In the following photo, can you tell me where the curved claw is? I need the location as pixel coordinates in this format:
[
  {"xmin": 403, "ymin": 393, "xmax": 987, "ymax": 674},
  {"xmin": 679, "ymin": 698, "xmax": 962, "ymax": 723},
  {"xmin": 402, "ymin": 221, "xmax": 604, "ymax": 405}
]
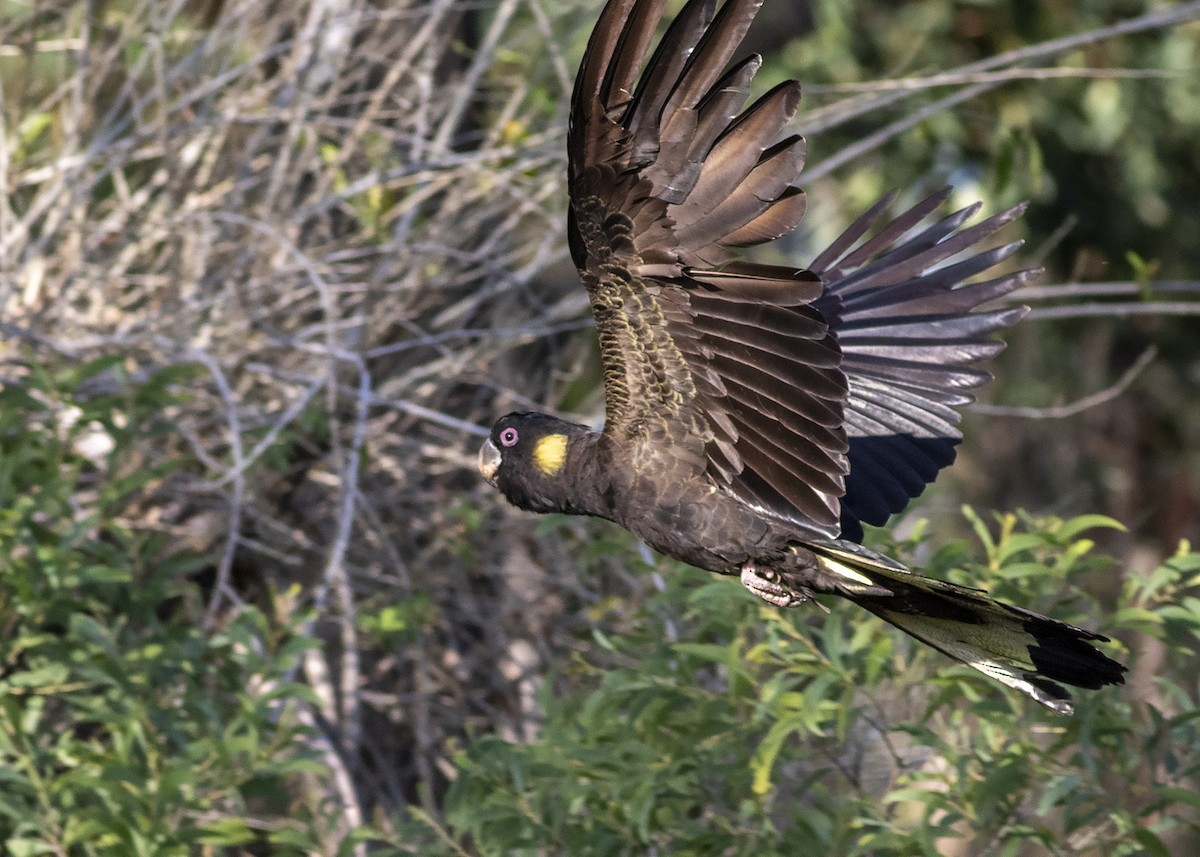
[{"xmin": 740, "ymin": 562, "xmax": 809, "ymax": 608}]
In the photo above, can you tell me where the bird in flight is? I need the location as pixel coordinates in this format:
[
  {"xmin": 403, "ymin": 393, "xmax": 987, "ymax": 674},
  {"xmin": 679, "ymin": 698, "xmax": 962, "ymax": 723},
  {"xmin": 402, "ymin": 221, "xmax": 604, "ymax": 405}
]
[{"xmin": 478, "ymin": 0, "xmax": 1125, "ymax": 713}]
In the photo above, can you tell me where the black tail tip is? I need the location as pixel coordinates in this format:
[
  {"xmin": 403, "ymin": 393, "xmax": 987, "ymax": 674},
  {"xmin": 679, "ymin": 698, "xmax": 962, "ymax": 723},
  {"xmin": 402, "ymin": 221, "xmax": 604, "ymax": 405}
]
[{"xmin": 1026, "ymin": 624, "xmax": 1128, "ymax": 692}]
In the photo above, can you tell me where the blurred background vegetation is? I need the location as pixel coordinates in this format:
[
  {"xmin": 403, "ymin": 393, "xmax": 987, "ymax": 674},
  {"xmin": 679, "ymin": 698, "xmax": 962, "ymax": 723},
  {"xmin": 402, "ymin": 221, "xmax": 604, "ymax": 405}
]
[{"xmin": 0, "ymin": 0, "xmax": 1198, "ymax": 853}]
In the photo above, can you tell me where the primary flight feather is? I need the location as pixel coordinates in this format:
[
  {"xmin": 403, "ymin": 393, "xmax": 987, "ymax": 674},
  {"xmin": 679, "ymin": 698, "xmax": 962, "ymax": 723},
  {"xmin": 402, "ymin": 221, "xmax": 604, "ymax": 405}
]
[{"xmin": 479, "ymin": 0, "xmax": 1125, "ymax": 713}]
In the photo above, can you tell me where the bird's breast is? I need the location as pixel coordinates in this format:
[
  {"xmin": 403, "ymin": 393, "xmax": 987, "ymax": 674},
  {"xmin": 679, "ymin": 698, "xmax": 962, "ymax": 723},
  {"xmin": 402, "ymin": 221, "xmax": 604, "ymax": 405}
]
[{"xmin": 615, "ymin": 474, "xmax": 782, "ymax": 575}]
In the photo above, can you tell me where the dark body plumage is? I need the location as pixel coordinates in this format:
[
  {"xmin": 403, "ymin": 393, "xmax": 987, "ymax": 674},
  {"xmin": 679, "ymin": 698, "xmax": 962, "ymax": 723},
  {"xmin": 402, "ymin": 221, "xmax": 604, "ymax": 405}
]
[{"xmin": 479, "ymin": 0, "xmax": 1125, "ymax": 713}]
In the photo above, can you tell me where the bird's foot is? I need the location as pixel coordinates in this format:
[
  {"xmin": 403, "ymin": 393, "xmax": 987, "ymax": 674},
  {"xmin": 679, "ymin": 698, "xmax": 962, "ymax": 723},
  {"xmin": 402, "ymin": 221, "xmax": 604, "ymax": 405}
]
[{"xmin": 740, "ymin": 562, "xmax": 809, "ymax": 608}]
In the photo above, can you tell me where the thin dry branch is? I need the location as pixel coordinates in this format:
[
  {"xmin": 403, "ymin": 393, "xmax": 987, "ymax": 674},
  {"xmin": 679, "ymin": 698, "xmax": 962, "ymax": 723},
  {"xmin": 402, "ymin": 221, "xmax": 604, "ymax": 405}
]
[
  {"xmin": 973, "ymin": 346, "xmax": 1159, "ymax": 419},
  {"xmin": 801, "ymin": 67, "xmax": 1176, "ymax": 95},
  {"xmin": 1013, "ymin": 280, "xmax": 1200, "ymax": 301},
  {"xmin": 191, "ymin": 346, "xmax": 249, "ymax": 632},
  {"xmin": 805, "ymin": 80, "xmax": 998, "ymax": 182},
  {"xmin": 1005, "ymin": 281, "xmax": 1200, "ymax": 320},
  {"xmin": 1024, "ymin": 302, "xmax": 1200, "ymax": 320},
  {"xmin": 800, "ymin": 2, "xmax": 1200, "ymax": 138}
]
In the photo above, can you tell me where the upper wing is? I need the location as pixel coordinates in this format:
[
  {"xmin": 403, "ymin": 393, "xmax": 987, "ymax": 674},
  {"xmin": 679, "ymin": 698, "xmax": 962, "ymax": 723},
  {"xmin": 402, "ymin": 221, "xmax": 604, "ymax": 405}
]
[
  {"xmin": 568, "ymin": 0, "xmax": 1030, "ymax": 537},
  {"xmin": 570, "ymin": 0, "xmax": 849, "ymax": 532}
]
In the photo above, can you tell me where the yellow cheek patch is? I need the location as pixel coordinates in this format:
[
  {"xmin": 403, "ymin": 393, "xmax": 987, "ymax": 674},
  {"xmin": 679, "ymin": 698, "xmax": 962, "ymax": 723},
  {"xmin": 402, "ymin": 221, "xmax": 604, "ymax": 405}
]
[{"xmin": 533, "ymin": 433, "xmax": 569, "ymax": 476}]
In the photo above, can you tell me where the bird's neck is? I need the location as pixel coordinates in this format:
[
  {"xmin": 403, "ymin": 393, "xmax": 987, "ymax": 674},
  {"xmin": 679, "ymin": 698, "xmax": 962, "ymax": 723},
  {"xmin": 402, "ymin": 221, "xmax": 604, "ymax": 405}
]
[{"xmin": 556, "ymin": 431, "xmax": 622, "ymax": 521}]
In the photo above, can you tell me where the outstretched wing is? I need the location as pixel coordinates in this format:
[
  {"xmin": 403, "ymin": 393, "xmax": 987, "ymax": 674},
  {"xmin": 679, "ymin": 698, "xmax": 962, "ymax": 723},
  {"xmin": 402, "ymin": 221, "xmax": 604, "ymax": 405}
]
[
  {"xmin": 570, "ymin": 0, "xmax": 848, "ymax": 532},
  {"xmin": 568, "ymin": 0, "xmax": 1030, "ymax": 538}
]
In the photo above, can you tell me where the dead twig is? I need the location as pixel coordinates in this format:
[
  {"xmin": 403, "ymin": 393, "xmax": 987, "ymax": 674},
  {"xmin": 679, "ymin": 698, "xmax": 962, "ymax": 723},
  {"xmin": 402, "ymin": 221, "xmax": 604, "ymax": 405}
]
[{"xmin": 972, "ymin": 346, "xmax": 1158, "ymax": 419}]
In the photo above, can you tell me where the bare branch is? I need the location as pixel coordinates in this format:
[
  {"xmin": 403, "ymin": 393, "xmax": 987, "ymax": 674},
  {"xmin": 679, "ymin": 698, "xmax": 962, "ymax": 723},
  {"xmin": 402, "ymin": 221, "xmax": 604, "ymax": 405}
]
[
  {"xmin": 972, "ymin": 346, "xmax": 1158, "ymax": 419},
  {"xmin": 801, "ymin": 2, "xmax": 1200, "ymax": 140},
  {"xmin": 805, "ymin": 80, "xmax": 997, "ymax": 182},
  {"xmin": 802, "ymin": 66, "xmax": 1176, "ymax": 95},
  {"xmin": 1012, "ymin": 281, "xmax": 1200, "ymax": 301},
  {"xmin": 1024, "ymin": 303, "xmax": 1200, "ymax": 321}
]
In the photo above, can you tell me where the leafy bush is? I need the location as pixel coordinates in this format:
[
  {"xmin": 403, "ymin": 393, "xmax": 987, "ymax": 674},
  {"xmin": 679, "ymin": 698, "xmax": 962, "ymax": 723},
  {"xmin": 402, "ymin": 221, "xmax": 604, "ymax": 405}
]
[
  {"xmin": 4, "ymin": 356, "xmax": 1197, "ymax": 854},
  {"xmin": 0, "ymin": 359, "xmax": 327, "ymax": 854},
  {"xmin": 391, "ymin": 511, "xmax": 1200, "ymax": 856}
]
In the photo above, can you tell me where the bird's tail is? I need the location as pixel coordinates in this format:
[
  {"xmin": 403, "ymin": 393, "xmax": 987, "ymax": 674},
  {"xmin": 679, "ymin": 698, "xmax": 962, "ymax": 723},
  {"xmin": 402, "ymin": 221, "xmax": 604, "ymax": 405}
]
[{"xmin": 807, "ymin": 541, "xmax": 1126, "ymax": 714}]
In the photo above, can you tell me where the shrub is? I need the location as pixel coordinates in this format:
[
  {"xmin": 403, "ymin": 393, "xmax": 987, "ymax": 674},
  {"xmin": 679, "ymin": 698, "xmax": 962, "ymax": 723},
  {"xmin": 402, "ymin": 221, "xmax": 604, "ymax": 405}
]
[
  {"xmin": 0, "ymin": 359, "xmax": 326, "ymax": 854},
  {"xmin": 396, "ymin": 511, "xmax": 1200, "ymax": 856}
]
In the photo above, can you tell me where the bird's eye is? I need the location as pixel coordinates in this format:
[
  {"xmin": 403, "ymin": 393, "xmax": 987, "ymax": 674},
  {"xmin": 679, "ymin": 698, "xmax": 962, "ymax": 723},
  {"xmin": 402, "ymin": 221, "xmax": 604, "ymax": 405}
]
[{"xmin": 499, "ymin": 427, "xmax": 519, "ymax": 447}]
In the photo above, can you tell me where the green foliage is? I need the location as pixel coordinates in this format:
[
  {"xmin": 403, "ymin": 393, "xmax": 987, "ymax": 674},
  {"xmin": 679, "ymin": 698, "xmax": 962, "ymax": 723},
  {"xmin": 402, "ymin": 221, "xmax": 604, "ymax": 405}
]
[
  {"xmin": 781, "ymin": 0, "xmax": 1200, "ymax": 280},
  {"xmin": 7, "ymin": 357, "xmax": 1196, "ymax": 855},
  {"xmin": 397, "ymin": 513, "xmax": 1200, "ymax": 856},
  {"xmin": 0, "ymin": 359, "xmax": 327, "ymax": 854}
]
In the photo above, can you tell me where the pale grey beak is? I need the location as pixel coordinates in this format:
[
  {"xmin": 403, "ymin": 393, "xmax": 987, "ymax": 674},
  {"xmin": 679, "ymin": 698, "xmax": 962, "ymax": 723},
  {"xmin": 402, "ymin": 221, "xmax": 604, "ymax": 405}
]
[{"xmin": 478, "ymin": 438, "xmax": 501, "ymax": 485}]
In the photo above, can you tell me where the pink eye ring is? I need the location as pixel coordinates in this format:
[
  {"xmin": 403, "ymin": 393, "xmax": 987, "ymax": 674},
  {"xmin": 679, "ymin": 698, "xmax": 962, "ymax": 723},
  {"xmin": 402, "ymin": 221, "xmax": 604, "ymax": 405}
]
[{"xmin": 499, "ymin": 427, "xmax": 519, "ymax": 447}]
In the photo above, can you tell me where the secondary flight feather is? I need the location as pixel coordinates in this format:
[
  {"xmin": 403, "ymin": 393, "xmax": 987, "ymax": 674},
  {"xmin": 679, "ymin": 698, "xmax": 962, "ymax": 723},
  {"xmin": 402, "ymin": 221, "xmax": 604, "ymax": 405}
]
[{"xmin": 479, "ymin": 0, "xmax": 1125, "ymax": 713}]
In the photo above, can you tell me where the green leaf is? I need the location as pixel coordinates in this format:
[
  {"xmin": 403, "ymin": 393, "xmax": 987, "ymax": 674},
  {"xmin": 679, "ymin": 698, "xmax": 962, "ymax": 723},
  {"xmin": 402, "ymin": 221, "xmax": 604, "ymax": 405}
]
[
  {"xmin": 67, "ymin": 614, "xmax": 120, "ymax": 658},
  {"xmin": 1132, "ymin": 827, "xmax": 1172, "ymax": 857},
  {"xmin": 750, "ymin": 716, "xmax": 800, "ymax": 796},
  {"xmin": 196, "ymin": 817, "xmax": 256, "ymax": 845},
  {"xmin": 962, "ymin": 505, "xmax": 996, "ymax": 558},
  {"xmin": 1154, "ymin": 786, "xmax": 1200, "ymax": 813},
  {"xmin": 4, "ymin": 663, "xmax": 70, "ymax": 689},
  {"xmin": 1035, "ymin": 773, "xmax": 1083, "ymax": 815},
  {"xmin": 1057, "ymin": 514, "xmax": 1126, "ymax": 541},
  {"xmin": 995, "ymin": 533, "xmax": 1048, "ymax": 564},
  {"xmin": 4, "ymin": 838, "xmax": 56, "ymax": 857}
]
